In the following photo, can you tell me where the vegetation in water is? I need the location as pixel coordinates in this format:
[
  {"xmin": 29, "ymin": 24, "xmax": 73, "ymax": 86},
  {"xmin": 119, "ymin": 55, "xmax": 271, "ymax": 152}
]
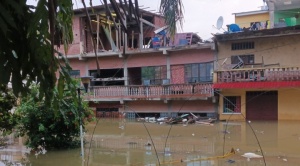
[{"xmin": 15, "ymin": 81, "xmax": 95, "ymax": 150}]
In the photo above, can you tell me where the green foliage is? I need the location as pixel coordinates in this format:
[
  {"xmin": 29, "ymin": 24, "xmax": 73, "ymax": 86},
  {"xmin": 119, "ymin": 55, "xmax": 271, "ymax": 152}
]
[
  {"xmin": 0, "ymin": 0, "xmax": 73, "ymax": 102},
  {"xmin": 0, "ymin": 85, "xmax": 18, "ymax": 135},
  {"xmin": 159, "ymin": 0, "xmax": 184, "ymax": 38},
  {"xmin": 15, "ymin": 82, "xmax": 95, "ymax": 150}
]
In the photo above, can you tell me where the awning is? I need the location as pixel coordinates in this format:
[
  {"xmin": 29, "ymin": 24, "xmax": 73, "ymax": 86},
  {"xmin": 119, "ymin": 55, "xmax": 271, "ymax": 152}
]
[{"xmin": 213, "ymin": 81, "xmax": 300, "ymax": 89}]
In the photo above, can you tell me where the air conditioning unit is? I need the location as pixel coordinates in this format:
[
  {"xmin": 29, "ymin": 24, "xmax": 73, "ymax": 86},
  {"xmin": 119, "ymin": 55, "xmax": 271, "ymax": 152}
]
[
  {"xmin": 162, "ymin": 79, "xmax": 170, "ymax": 85},
  {"xmin": 143, "ymin": 79, "xmax": 151, "ymax": 86}
]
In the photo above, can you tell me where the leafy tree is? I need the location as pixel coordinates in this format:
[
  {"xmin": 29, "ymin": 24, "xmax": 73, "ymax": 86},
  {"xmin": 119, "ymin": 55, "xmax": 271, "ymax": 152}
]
[
  {"xmin": 15, "ymin": 81, "xmax": 94, "ymax": 150},
  {"xmin": 0, "ymin": 0, "xmax": 73, "ymax": 102},
  {"xmin": 0, "ymin": 85, "xmax": 18, "ymax": 135}
]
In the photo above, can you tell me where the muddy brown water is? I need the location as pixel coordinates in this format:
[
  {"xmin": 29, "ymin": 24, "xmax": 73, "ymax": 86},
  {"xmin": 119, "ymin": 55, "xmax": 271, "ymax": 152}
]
[{"xmin": 1, "ymin": 119, "xmax": 300, "ymax": 166}]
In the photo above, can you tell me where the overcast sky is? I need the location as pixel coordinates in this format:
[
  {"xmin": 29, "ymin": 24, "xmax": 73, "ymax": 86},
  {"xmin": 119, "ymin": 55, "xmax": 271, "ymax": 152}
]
[{"xmin": 27, "ymin": 0, "xmax": 265, "ymax": 40}]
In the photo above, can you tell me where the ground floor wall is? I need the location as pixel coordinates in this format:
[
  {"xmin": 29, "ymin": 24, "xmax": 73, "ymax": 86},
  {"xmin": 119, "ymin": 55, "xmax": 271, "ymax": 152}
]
[
  {"xmin": 125, "ymin": 100, "xmax": 215, "ymax": 118},
  {"xmin": 89, "ymin": 99, "xmax": 216, "ymax": 119},
  {"xmin": 278, "ymin": 88, "xmax": 300, "ymax": 120},
  {"xmin": 218, "ymin": 88, "xmax": 300, "ymax": 121},
  {"xmin": 218, "ymin": 89, "xmax": 246, "ymax": 121}
]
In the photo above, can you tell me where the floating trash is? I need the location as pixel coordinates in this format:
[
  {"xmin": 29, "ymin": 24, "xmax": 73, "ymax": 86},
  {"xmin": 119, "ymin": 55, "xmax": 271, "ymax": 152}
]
[{"xmin": 241, "ymin": 152, "xmax": 263, "ymax": 161}]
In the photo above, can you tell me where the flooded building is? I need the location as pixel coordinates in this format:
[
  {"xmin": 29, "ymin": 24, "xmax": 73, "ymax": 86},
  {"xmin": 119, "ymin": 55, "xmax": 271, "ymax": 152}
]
[
  {"xmin": 58, "ymin": 4, "xmax": 217, "ymax": 119},
  {"xmin": 213, "ymin": 1, "xmax": 300, "ymax": 121}
]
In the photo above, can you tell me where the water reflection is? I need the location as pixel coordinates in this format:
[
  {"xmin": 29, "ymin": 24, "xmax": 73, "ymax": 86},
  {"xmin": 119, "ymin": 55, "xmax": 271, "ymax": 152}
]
[{"xmin": 2, "ymin": 119, "xmax": 300, "ymax": 165}]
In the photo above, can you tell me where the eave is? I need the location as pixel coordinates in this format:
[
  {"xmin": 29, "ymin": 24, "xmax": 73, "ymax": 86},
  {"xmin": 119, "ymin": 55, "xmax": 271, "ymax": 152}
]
[{"xmin": 215, "ymin": 25, "xmax": 300, "ymax": 42}]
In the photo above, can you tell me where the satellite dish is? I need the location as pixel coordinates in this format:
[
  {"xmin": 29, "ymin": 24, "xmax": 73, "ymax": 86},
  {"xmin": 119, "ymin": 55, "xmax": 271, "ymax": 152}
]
[{"xmin": 216, "ymin": 16, "xmax": 224, "ymax": 30}]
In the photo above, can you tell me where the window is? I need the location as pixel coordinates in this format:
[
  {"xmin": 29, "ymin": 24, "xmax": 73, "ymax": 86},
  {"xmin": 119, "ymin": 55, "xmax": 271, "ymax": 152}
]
[
  {"xmin": 231, "ymin": 54, "xmax": 254, "ymax": 64},
  {"xmin": 231, "ymin": 42, "xmax": 254, "ymax": 50},
  {"xmin": 142, "ymin": 66, "xmax": 167, "ymax": 85},
  {"xmin": 185, "ymin": 62, "xmax": 213, "ymax": 83},
  {"xmin": 69, "ymin": 70, "xmax": 80, "ymax": 79},
  {"xmin": 223, "ymin": 96, "xmax": 241, "ymax": 113}
]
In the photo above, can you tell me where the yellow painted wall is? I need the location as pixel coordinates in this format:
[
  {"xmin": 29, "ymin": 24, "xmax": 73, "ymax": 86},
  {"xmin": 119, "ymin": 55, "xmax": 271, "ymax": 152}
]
[
  {"xmin": 235, "ymin": 13, "xmax": 269, "ymax": 29},
  {"xmin": 216, "ymin": 29, "xmax": 300, "ymax": 121},
  {"xmin": 218, "ymin": 89, "xmax": 246, "ymax": 121},
  {"xmin": 278, "ymin": 89, "xmax": 300, "ymax": 120},
  {"xmin": 216, "ymin": 35, "xmax": 300, "ymax": 69},
  {"xmin": 218, "ymin": 88, "xmax": 300, "ymax": 121}
]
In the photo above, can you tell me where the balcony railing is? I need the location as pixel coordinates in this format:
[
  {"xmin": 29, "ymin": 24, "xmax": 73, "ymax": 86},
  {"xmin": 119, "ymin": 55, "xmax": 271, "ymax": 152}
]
[
  {"xmin": 216, "ymin": 66, "xmax": 300, "ymax": 83},
  {"xmin": 85, "ymin": 83, "xmax": 213, "ymax": 100}
]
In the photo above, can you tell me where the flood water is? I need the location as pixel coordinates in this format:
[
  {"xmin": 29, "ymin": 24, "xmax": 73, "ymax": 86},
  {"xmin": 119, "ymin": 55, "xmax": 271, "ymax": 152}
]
[{"xmin": 1, "ymin": 119, "xmax": 300, "ymax": 166}]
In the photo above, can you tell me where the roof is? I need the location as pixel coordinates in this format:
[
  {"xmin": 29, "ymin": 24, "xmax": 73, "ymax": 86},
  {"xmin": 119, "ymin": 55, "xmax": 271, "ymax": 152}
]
[
  {"xmin": 233, "ymin": 10, "xmax": 269, "ymax": 17},
  {"xmin": 213, "ymin": 81, "xmax": 300, "ymax": 89},
  {"xmin": 214, "ymin": 25, "xmax": 300, "ymax": 41}
]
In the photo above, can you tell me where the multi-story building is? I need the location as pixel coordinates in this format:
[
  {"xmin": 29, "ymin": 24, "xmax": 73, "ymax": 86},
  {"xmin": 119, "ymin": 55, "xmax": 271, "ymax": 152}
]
[
  {"xmin": 213, "ymin": 1, "xmax": 300, "ymax": 121},
  {"xmin": 59, "ymin": 5, "xmax": 217, "ymax": 119}
]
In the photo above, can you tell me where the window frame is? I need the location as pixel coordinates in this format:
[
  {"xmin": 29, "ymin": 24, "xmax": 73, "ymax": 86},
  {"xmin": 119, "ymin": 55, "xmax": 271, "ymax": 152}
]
[
  {"xmin": 231, "ymin": 54, "xmax": 254, "ymax": 64},
  {"xmin": 231, "ymin": 41, "xmax": 254, "ymax": 50},
  {"xmin": 184, "ymin": 62, "xmax": 213, "ymax": 83},
  {"xmin": 141, "ymin": 66, "xmax": 167, "ymax": 85},
  {"xmin": 223, "ymin": 96, "xmax": 241, "ymax": 114}
]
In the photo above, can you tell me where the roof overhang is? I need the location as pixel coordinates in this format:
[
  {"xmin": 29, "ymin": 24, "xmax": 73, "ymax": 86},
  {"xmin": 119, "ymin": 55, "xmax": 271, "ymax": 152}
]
[
  {"xmin": 233, "ymin": 10, "xmax": 269, "ymax": 17},
  {"xmin": 213, "ymin": 81, "xmax": 300, "ymax": 89},
  {"xmin": 214, "ymin": 25, "xmax": 300, "ymax": 41}
]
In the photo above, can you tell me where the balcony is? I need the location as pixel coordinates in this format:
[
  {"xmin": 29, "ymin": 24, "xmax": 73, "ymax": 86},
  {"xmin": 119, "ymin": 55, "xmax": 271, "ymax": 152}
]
[
  {"xmin": 214, "ymin": 66, "xmax": 300, "ymax": 89},
  {"xmin": 85, "ymin": 83, "xmax": 213, "ymax": 101}
]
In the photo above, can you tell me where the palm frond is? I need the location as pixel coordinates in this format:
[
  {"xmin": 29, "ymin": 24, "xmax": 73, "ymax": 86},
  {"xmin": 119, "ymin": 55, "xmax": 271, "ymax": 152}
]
[{"xmin": 159, "ymin": 0, "xmax": 184, "ymax": 38}]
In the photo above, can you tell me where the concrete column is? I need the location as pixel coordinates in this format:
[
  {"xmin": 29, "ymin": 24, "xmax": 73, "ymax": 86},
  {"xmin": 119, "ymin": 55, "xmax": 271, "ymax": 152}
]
[
  {"xmin": 267, "ymin": 1, "xmax": 275, "ymax": 28},
  {"xmin": 124, "ymin": 17, "xmax": 127, "ymax": 51},
  {"xmin": 166, "ymin": 54, "xmax": 171, "ymax": 80},
  {"xmin": 124, "ymin": 58, "xmax": 128, "ymax": 86},
  {"xmin": 139, "ymin": 20, "xmax": 143, "ymax": 49},
  {"xmin": 85, "ymin": 60, "xmax": 89, "ymax": 76}
]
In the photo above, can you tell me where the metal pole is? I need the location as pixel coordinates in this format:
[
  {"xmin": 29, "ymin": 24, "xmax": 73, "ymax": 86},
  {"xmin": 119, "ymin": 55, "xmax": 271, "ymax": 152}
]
[{"xmin": 77, "ymin": 88, "xmax": 84, "ymax": 158}]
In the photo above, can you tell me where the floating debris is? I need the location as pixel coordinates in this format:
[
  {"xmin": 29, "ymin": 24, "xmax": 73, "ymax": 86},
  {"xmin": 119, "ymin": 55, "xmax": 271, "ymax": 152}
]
[
  {"xmin": 221, "ymin": 130, "xmax": 230, "ymax": 134},
  {"xmin": 241, "ymin": 152, "xmax": 263, "ymax": 161}
]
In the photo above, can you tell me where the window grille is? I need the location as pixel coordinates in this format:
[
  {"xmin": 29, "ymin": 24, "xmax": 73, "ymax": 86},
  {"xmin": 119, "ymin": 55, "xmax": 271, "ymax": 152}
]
[
  {"xmin": 223, "ymin": 96, "xmax": 241, "ymax": 113},
  {"xmin": 231, "ymin": 42, "xmax": 254, "ymax": 50}
]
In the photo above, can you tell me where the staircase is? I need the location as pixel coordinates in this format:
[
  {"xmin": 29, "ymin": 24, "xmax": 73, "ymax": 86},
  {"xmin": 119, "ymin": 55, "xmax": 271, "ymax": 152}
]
[{"xmin": 232, "ymin": 56, "xmax": 244, "ymax": 69}]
